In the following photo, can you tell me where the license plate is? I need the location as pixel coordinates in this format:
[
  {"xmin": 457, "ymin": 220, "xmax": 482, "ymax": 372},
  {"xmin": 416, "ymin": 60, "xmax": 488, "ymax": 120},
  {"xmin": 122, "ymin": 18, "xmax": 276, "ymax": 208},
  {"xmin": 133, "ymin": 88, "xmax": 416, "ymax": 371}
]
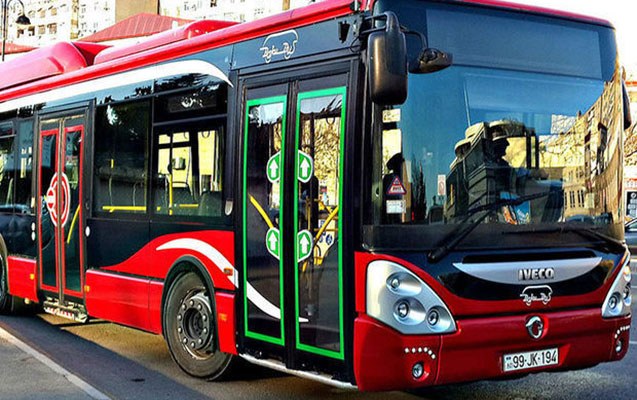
[{"xmin": 502, "ymin": 348, "xmax": 559, "ymax": 372}]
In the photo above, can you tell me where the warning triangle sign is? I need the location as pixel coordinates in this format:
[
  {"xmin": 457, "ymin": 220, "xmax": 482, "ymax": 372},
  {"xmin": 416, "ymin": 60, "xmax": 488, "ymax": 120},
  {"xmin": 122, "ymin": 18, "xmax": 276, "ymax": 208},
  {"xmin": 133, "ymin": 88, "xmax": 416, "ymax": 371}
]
[{"xmin": 386, "ymin": 175, "xmax": 407, "ymax": 196}]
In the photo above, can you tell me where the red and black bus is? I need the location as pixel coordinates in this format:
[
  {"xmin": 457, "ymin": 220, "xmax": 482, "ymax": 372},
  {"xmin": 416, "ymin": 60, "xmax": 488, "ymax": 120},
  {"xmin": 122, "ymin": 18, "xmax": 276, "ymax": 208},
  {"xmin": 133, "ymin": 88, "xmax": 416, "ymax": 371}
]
[{"xmin": 0, "ymin": 0, "xmax": 631, "ymax": 391}]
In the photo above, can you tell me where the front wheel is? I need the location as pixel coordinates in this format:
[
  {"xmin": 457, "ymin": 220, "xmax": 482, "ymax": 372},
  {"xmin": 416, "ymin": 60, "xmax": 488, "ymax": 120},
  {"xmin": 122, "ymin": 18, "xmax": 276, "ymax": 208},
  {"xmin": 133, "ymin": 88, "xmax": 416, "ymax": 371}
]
[{"xmin": 164, "ymin": 271, "xmax": 234, "ymax": 380}]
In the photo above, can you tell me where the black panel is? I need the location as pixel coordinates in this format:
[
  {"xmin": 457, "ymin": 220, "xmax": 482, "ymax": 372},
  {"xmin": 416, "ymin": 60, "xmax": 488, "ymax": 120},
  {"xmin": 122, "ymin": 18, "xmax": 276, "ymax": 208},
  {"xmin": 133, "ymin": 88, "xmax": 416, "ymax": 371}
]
[
  {"xmin": 86, "ymin": 218, "xmax": 149, "ymax": 268},
  {"xmin": 396, "ymin": 246, "xmax": 622, "ymax": 302},
  {"xmin": 0, "ymin": 214, "xmax": 36, "ymax": 257}
]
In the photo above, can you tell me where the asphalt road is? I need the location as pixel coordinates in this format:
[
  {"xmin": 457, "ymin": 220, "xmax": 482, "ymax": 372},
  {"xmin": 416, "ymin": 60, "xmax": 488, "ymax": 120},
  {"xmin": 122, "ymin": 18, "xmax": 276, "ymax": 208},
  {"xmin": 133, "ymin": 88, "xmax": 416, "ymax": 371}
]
[{"xmin": 0, "ymin": 289, "xmax": 636, "ymax": 400}]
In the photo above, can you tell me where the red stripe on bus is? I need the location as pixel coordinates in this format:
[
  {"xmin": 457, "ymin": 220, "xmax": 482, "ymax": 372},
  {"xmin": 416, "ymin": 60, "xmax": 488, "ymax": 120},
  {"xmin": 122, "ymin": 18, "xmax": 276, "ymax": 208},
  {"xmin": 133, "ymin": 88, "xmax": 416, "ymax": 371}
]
[
  {"xmin": 85, "ymin": 270, "xmax": 151, "ymax": 331},
  {"xmin": 215, "ymin": 292, "xmax": 237, "ymax": 355},
  {"xmin": 6, "ymin": 256, "xmax": 38, "ymax": 303},
  {"xmin": 148, "ymin": 280, "xmax": 164, "ymax": 335}
]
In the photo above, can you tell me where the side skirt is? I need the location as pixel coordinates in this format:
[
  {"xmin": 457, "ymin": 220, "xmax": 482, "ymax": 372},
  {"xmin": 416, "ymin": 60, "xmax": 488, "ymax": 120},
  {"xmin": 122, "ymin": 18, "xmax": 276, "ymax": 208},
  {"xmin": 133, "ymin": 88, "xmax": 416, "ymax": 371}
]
[{"xmin": 240, "ymin": 354, "xmax": 357, "ymax": 390}]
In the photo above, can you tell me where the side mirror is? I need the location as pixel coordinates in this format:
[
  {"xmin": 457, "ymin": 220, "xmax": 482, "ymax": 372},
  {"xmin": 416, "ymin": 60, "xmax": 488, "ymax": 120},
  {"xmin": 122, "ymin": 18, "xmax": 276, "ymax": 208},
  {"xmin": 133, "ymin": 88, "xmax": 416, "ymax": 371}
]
[
  {"xmin": 410, "ymin": 48, "xmax": 453, "ymax": 74},
  {"xmin": 367, "ymin": 12, "xmax": 408, "ymax": 105}
]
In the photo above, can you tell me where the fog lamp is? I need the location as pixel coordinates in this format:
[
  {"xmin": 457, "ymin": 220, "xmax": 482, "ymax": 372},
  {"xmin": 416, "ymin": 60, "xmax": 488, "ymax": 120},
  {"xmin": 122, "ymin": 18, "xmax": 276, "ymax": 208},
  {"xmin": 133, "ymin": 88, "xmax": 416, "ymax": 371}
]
[
  {"xmin": 412, "ymin": 362, "xmax": 424, "ymax": 379},
  {"xmin": 616, "ymin": 338, "xmax": 624, "ymax": 354}
]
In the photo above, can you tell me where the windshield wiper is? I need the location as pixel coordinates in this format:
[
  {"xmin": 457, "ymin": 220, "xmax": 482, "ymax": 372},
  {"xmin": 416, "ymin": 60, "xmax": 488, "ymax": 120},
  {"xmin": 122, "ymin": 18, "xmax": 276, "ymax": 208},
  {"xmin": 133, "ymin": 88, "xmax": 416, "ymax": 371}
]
[
  {"xmin": 546, "ymin": 226, "xmax": 623, "ymax": 250},
  {"xmin": 427, "ymin": 191, "xmax": 554, "ymax": 263}
]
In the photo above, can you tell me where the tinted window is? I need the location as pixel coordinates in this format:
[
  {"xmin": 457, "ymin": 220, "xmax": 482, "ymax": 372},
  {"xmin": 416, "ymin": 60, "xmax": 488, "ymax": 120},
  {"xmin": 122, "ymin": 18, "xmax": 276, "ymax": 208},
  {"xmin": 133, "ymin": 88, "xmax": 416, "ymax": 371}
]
[
  {"xmin": 366, "ymin": 0, "xmax": 623, "ymax": 250},
  {"xmin": 93, "ymin": 101, "xmax": 150, "ymax": 215},
  {"xmin": 425, "ymin": 7, "xmax": 605, "ymax": 79},
  {"xmin": 154, "ymin": 82, "xmax": 227, "ymax": 122},
  {"xmin": 0, "ymin": 122, "xmax": 15, "ymax": 212},
  {"xmin": 16, "ymin": 119, "xmax": 33, "ymax": 212}
]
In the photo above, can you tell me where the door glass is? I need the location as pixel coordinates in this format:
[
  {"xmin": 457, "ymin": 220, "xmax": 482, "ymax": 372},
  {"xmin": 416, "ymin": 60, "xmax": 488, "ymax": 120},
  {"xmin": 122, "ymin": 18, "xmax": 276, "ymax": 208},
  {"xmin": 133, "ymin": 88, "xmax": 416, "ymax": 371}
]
[
  {"xmin": 37, "ymin": 116, "xmax": 86, "ymax": 298},
  {"xmin": 243, "ymin": 96, "xmax": 287, "ymax": 345},
  {"xmin": 39, "ymin": 130, "xmax": 58, "ymax": 290},
  {"xmin": 294, "ymin": 87, "xmax": 346, "ymax": 359},
  {"xmin": 62, "ymin": 124, "xmax": 84, "ymax": 294}
]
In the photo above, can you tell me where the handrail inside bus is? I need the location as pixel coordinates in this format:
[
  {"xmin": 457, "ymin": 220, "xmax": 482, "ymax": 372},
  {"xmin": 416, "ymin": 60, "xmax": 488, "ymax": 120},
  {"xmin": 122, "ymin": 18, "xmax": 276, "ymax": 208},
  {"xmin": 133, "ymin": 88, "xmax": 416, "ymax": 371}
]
[
  {"xmin": 249, "ymin": 195, "xmax": 275, "ymax": 230},
  {"xmin": 302, "ymin": 205, "xmax": 339, "ymax": 273},
  {"xmin": 66, "ymin": 207, "xmax": 81, "ymax": 244}
]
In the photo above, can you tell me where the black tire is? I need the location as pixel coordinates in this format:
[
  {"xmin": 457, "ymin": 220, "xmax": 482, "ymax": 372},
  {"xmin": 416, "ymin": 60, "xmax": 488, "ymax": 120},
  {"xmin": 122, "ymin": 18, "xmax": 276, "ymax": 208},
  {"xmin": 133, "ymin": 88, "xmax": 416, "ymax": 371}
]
[
  {"xmin": 164, "ymin": 271, "xmax": 234, "ymax": 380},
  {"xmin": 0, "ymin": 255, "xmax": 15, "ymax": 314}
]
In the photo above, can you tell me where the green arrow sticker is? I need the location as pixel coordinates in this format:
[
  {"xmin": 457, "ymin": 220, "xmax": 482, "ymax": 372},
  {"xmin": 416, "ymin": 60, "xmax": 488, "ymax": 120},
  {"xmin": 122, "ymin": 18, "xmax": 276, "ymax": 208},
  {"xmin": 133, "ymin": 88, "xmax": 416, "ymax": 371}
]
[
  {"xmin": 297, "ymin": 229, "xmax": 313, "ymax": 263},
  {"xmin": 266, "ymin": 227, "xmax": 281, "ymax": 260},
  {"xmin": 297, "ymin": 150, "xmax": 314, "ymax": 183},
  {"xmin": 266, "ymin": 151, "xmax": 281, "ymax": 183}
]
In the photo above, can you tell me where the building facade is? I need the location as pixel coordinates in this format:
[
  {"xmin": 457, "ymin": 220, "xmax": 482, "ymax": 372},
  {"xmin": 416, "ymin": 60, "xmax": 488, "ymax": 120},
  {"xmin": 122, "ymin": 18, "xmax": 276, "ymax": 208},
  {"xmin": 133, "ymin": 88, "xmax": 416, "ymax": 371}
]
[
  {"xmin": 159, "ymin": 0, "xmax": 312, "ymax": 23},
  {"xmin": 6, "ymin": 0, "xmax": 159, "ymax": 48},
  {"xmin": 10, "ymin": 0, "xmax": 79, "ymax": 47}
]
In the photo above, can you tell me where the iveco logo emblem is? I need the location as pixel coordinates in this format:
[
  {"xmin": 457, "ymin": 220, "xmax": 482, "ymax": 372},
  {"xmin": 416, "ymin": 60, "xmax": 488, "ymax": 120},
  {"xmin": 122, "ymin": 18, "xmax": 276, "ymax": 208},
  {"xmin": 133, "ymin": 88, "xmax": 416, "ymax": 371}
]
[
  {"xmin": 518, "ymin": 268, "xmax": 555, "ymax": 281},
  {"xmin": 526, "ymin": 316, "xmax": 544, "ymax": 340}
]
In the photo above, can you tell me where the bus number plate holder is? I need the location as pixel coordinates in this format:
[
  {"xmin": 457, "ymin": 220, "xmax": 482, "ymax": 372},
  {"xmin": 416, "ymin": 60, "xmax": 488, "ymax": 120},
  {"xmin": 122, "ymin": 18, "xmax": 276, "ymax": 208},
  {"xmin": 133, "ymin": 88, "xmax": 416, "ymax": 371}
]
[{"xmin": 502, "ymin": 348, "xmax": 558, "ymax": 372}]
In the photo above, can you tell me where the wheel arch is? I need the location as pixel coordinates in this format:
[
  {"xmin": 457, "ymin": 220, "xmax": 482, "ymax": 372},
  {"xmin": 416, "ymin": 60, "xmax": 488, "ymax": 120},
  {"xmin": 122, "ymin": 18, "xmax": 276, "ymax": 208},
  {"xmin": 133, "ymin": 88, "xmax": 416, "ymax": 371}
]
[
  {"xmin": 0, "ymin": 234, "xmax": 9, "ymax": 265},
  {"xmin": 161, "ymin": 255, "xmax": 218, "ymax": 334},
  {"xmin": 0, "ymin": 233, "xmax": 9, "ymax": 286},
  {"xmin": 0, "ymin": 230, "xmax": 14, "ymax": 313}
]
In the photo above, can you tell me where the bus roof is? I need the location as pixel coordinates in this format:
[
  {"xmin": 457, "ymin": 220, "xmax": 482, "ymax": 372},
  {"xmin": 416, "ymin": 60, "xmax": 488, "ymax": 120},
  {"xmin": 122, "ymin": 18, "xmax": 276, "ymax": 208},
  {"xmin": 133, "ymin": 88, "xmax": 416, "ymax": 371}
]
[
  {"xmin": 0, "ymin": 0, "xmax": 363, "ymax": 102},
  {"xmin": 0, "ymin": 0, "xmax": 612, "ymax": 103}
]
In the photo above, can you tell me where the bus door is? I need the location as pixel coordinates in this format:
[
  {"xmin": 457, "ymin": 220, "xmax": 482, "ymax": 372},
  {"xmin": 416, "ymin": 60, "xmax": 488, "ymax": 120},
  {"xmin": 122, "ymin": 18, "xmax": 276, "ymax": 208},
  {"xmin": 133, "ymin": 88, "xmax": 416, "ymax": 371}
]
[
  {"xmin": 241, "ymin": 72, "xmax": 349, "ymax": 372},
  {"xmin": 37, "ymin": 111, "xmax": 89, "ymax": 312}
]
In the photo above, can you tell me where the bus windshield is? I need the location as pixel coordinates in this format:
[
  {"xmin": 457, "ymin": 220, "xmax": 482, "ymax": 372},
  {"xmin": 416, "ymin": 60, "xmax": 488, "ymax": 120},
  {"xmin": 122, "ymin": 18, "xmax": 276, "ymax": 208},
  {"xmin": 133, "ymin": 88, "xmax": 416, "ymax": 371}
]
[{"xmin": 366, "ymin": 0, "xmax": 623, "ymax": 251}]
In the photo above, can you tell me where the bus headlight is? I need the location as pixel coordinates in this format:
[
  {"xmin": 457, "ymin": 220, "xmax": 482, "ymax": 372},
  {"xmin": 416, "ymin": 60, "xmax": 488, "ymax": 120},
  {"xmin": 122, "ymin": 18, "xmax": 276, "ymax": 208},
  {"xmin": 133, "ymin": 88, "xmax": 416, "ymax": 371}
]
[
  {"xmin": 602, "ymin": 260, "xmax": 632, "ymax": 319},
  {"xmin": 367, "ymin": 260, "xmax": 456, "ymax": 334}
]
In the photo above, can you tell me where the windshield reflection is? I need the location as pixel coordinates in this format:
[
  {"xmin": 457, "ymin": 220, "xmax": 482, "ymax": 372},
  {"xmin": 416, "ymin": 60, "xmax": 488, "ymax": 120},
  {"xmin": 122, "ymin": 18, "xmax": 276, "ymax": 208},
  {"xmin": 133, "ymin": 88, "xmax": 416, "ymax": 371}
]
[{"xmin": 368, "ymin": 1, "xmax": 623, "ymax": 248}]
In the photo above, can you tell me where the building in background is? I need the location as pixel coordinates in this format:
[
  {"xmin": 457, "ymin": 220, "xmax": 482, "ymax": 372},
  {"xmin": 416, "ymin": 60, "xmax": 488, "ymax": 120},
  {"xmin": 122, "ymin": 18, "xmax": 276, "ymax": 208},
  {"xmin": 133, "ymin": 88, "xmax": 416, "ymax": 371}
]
[
  {"xmin": 9, "ymin": 0, "xmax": 79, "ymax": 47},
  {"xmin": 6, "ymin": 0, "xmax": 159, "ymax": 48},
  {"xmin": 159, "ymin": 0, "xmax": 312, "ymax": 23},
  {"xmin": 3, "ymin": 0, "xmax": 315, "ymax": 52},
  {"xmin": 624, "ymin": 74, "xmax": 637, "ymax": 219}
]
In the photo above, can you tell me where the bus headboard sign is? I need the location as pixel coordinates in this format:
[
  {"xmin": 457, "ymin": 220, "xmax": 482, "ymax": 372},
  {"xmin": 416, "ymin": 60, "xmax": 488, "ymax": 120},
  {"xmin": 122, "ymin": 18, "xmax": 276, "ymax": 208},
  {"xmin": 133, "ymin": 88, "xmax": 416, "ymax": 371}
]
[{"xmin": 260, "ymin": 30, "xmax": 299, "ymax": 63}]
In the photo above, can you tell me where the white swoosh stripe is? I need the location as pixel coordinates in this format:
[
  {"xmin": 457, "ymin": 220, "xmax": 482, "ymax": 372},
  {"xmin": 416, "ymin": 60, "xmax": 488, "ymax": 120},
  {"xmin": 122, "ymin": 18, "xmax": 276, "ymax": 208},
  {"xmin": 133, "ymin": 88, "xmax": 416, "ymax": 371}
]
[
  {"xmin": 0, "ymin": 59, "xmax": 232, "ymax": 113},
  {"xmin": 157, "ymin": 238, "xmax": 237, "ymax": 286},
  {"xmin": 157, "ymin": 238, "xmax": 307, "ymax": 322}
]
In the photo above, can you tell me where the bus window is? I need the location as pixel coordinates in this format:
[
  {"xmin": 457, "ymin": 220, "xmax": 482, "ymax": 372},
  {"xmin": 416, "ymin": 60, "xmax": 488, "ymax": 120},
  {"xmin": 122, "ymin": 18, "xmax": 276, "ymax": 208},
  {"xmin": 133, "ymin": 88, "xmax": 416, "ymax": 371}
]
[
  {"xmin": 0, "ymin": 121, "xmax": 15, "ymax": 211},
  {"xmin": 197, "ymin": 129, "xmax": 223, "ymax": 216},
  {"xmin": 153, "ymin": 126, "xmax": 224, "ymax": 218},
  {"xmin": 15, "ymin": 119, "xmax": 33, "ymax": 213},
  {"xmin": 93, "ymin": 101, "xmax": 150, "ymax": 215}
]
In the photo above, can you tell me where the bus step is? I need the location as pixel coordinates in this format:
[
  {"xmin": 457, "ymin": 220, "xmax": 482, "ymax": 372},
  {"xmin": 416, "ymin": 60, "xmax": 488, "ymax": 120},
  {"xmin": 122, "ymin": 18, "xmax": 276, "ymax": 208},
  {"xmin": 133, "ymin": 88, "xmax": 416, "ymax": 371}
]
[{"xmin": 43, "ymin": 300, "xmax": 88, "ymax": 323}]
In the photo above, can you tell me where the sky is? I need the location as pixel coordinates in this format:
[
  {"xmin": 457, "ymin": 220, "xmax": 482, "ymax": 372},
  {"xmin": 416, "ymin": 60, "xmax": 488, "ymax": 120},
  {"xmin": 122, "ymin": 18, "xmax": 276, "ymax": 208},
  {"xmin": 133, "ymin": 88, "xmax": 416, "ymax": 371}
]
[{"xmin": 504, "ymin": 0, "xmax": 636, "ymax": 69}]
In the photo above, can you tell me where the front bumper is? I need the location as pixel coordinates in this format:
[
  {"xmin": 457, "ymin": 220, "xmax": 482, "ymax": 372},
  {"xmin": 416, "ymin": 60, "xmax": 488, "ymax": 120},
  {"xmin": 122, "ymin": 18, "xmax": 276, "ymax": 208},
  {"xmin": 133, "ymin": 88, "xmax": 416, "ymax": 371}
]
[{"xmin": 353, "ymin": 309, "xmax": 630, "ymax": 391}]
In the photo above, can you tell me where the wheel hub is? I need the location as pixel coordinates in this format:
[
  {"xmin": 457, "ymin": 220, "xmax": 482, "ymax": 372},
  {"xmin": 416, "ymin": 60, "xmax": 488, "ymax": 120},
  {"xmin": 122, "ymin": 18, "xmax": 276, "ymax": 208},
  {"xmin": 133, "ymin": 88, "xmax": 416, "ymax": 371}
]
[{"xmin": 177, "ymin": 291, "xmax": 213, "ymax": 355}]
